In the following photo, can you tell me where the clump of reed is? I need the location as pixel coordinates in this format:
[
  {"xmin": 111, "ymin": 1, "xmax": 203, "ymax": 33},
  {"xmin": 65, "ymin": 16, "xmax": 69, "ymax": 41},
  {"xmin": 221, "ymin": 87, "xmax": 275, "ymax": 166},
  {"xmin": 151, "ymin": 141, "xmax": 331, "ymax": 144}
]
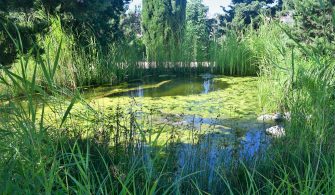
[{"xmin": 214, "ymin": 32, "xmax": 257, "ymax": 76}]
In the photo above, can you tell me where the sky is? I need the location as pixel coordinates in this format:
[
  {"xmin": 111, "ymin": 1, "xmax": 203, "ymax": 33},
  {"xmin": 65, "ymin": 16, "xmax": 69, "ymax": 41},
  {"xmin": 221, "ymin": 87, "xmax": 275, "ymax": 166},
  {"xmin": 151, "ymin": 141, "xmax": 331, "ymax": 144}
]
[{"xmin": 128, "ymin": 0, "xmax": 232, "ymax": 18}]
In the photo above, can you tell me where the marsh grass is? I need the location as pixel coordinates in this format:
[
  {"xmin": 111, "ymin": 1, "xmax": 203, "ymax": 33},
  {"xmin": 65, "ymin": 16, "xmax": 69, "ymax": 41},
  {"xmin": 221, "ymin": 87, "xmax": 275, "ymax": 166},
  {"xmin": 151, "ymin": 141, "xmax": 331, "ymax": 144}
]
[
  {"xmin": 215, "ymin": 32, "xmax": 257, "ymax": 76},
  {"xmin": 237, "ymin": 16, "xmax": 335, "ymax": 194}
]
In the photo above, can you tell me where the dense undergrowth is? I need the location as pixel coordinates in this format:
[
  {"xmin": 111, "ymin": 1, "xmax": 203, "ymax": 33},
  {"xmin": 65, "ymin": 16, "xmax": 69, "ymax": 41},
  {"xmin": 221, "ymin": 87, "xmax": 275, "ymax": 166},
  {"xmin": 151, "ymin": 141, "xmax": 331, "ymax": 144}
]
[{"xmin": 1, "ymin": 1, "xmax": 335, "ymax": 194}]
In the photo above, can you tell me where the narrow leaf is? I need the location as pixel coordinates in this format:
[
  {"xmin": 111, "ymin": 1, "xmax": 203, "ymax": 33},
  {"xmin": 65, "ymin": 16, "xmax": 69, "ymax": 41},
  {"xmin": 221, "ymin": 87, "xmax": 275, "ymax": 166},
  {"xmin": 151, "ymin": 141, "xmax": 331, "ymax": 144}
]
[
  {"xmin": 52, "ymin": 40, "xmax": 62, "ymax": 78},
  {"xmin": 60, "ymin": 94, "xmax": 77, "ymax": 128}
]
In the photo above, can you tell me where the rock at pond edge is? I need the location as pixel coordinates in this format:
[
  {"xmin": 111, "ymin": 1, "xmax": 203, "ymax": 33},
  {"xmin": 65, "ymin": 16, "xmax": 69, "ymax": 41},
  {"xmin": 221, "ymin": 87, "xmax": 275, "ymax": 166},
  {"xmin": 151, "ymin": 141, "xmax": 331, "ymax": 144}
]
[
  {"xmin": 266, "ymin": 125, "xmax": 285, "ymax": 138},
  {"xmin": 257, "ymin": 112, "xmax": 291, "ymax": 122}
]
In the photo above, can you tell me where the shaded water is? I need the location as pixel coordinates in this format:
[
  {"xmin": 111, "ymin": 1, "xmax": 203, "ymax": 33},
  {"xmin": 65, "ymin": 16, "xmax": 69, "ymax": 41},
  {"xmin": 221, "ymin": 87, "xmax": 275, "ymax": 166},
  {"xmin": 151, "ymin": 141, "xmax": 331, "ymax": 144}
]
[
  {"xmin": 176, "ymin": 128, "xmax": 269, "ymax": 186},
  {"xmin": 107, "ymin": 75, "xmax": 228, "ymax": 97}
]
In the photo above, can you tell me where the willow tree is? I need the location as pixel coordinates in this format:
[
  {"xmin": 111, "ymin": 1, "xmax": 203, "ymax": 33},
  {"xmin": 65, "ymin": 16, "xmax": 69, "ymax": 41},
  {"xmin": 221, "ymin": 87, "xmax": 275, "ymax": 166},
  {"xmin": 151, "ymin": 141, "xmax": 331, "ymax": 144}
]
[{"xmin": 141, "ymin": 0, "xmax": 186, "ymax": 61}]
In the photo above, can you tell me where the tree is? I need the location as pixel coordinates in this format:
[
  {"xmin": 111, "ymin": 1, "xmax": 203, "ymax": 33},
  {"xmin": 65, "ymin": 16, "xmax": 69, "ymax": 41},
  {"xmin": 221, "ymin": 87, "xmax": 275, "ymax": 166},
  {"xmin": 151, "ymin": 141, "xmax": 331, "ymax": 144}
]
[
  {"xmin": 0, "ymin": 1, "xmax": 41, "ymax": 65},
  {"xmin": 184, "ymin": 0, "xmax": 209, "ymax": 61},
  {"xmin": 121, "ymin": 6, "xmax": 142, "ymax": 39},
  {"xmin": 119, "ymin": 5, "xmax": 145, "ymax": 61},
  {"xmin": 141, "ymin": 0, "xmax": 186, "ymax": 61},
  {"xmin": 0, "ymin": 0, "xmax": 130, "ymax": 65},
  {"xmin": 38, "ymin": 0, "xmax": 130, "ymax": 43},
  {"xmin": 292, "ymin": 0, "xmax": 334, "ymax": 41},
  {"xmin": 218, "ymin": 0, "xmax": 282, "ymax": 32},
  {"xmin": 171, "ymin": 0, "xmax": 187, "ymax": 58},
  {"xmin": 290, "ymin": 0, "xmax": 334, "ymax": 55}
]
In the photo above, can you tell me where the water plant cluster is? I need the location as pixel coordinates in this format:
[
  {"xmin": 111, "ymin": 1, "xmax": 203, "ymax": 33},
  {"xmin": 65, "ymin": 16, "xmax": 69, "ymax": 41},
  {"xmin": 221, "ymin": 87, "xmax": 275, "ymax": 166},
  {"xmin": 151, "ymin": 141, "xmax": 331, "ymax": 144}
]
[{"xmin": 0, "ymin": 0, "xmax": 335, "ymax": 194}]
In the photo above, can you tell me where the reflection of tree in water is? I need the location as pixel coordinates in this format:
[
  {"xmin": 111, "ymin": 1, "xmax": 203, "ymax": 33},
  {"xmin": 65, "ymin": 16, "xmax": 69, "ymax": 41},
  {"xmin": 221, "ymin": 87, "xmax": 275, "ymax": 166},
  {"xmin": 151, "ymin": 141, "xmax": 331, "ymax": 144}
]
[
  {"xmin": 137, "ymin": 86, "xmax": 144, "ymax": 97},
  {"xmin": 203, "ymin": 79, "xmax": 211, "ymax": 94},
  {"xmin": 129, "ymin": 85, "xmax": 144, "ymax": 97},
  {"xmin": 108, "ymin": 75, "xmax": 231, "ymax": 98}
]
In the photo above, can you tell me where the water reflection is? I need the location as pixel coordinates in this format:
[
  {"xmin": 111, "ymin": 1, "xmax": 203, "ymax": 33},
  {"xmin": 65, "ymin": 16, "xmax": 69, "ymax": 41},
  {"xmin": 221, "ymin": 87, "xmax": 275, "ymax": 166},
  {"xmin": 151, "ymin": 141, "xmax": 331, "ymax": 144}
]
[
  {"xmin": 134, "ymin": 86, "xmax": 143, "ymax": 97},
  {"xmin": 240, "ymin": 129, "xmax": 269, "ymax": 159},
  {"xmin": 203, "ymin": 79, "xmax": 211, "ymax": 94},
  {"xmin": 107, "ymin": 75, "xmax": 228, "ymax": 97},
  {"xmin": 175, "ymin": 123, "xmax": 270, "ymax": 190}
]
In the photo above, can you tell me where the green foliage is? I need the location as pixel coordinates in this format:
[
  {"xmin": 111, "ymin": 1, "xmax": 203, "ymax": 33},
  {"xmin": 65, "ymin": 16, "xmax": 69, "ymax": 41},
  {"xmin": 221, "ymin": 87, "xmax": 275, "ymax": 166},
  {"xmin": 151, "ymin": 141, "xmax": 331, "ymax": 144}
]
[
  {"xmin": 0, "ymin": 0, "xmax": 129, "ymax": 42},
  {"xmin": 1, "ymin": 21, "xmax": 335, "ymax": 193},
  {"xmin": 184, "ymin": 0, "xmax": 210, "ymax": 61},
  {"xmin": 290, "ymin": 0, "xmax": 335, "ymax": 55},
  {"xmin": 219, "ymin": 0, "xmax": 282, "ymax": 32},
  {"xmin": 0, "ymin": 13, "xmax": 45, "ymax": 65},
  {"xmin": 0, "ymin": 0, "xmax": 130, "ymax": 65},
  {"xmin": 215, "ymin": 32, "xmax": 256, "ymax": 75},
  {"xmin": 120, "ymin": 7, "xmax": 142, "ymax": 41},
  {"xmin": 142, "ymin": 0, "xmax": 187, "ymax": 61},
  {"xmin": 1, "ymin": 3, "xmax": 335, "ymax": 193},
  {"xmin": 0, "ymin": 23, "xmax": 16, "ymax": 65},
  {"xmin": 231, "ymin": 2, "xmax": 268, "ymax": 30}
]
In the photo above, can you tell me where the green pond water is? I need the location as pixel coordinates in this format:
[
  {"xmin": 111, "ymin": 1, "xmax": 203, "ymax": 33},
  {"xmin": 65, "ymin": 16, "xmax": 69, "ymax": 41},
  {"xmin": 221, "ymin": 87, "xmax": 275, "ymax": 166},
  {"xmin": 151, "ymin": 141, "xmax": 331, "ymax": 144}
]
[
  {"xmin": 107, "ymin": 75, "xmax": 228, "ymax": 97},
  {"xmin": 83, "ymin": 74, "xmax": 263, "ymax": 120},
  {"xmin": 43, "ymin": 74, "xmax": 272, "ymax": 183},
  {"xmin": 82, "ymin": 74, "xmax": 271, "ymax": 151}
]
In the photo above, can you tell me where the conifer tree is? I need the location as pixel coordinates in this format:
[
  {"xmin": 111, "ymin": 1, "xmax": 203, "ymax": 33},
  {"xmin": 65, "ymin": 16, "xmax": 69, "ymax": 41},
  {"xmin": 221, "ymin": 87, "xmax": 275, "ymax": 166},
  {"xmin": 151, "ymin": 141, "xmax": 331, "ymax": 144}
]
[
  {"xmin": 142, "ymin": 0, "xmax": 186, "ymax": 61},
  {"xmin": 184, "ymin": 0, "xmax": 209, "ymax": 61}
]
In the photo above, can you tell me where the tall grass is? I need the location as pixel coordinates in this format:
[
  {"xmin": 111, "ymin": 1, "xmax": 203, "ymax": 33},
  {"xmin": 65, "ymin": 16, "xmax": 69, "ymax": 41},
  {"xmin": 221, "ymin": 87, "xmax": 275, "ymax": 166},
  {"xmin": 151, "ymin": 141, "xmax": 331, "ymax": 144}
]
[
  {"xmin": 1, "ymin": 8, "xmax": 335, "ymax": 195},
  {"xmin": 215, "ymin": 32, "xmax": 257, "ymax": 76},
  {"xmin": 237, "ymin": 12, "xmax": 335, "ymax": 194},
  {"xmin": 0, "ymin": 30, "xmax": 177, "ymax": 194}
]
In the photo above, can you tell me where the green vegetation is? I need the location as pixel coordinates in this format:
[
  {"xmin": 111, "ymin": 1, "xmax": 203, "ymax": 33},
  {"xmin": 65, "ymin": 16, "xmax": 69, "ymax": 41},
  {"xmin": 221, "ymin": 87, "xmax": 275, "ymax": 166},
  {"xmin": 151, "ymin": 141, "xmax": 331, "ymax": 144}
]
[
  {"xmin": 184, "ymin": 0, "xmax": 210, "ymax": 61},
  {"xmin": 142, "ymin": 0, "xmax": 186, "ymax": 61},
  {"xmin": 1, "ymin": 0, "xmax": 335, "ymax": 194}
]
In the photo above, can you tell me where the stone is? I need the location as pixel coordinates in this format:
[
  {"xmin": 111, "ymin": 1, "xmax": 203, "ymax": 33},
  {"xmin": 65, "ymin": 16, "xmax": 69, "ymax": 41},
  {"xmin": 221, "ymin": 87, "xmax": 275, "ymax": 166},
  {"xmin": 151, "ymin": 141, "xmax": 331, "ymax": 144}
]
[
  {"xmin": 257, "ymin": 112, "xmax": 287, "ymax": 122},
  {"xmin": 266, "ymin": 125, "xmax": 285, "ymax": 137},
  {"xmin": 172, "ymin": 121, "xmax": 188, "ymax": 126},
  {"xmin": 257, "ymin": 114, "xmax": 274, "ymax": 122}
]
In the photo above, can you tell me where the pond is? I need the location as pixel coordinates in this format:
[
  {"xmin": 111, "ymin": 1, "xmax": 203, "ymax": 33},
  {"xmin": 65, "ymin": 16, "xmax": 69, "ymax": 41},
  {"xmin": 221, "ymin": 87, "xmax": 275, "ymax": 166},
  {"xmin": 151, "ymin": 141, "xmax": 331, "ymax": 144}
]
[
  {"xmin": 84, "ymin": 74, "xmax": 263, "ymax": 120},
  {"xmin": 47, "ymin": 74, "xmax": 272, "ymax": 189},
  {"xmin": 33, "ymin": 74, "xmax": 271, "ymax": 185},
  {"xmin": 83, "ymin": 73, "xmax": 228, "ymax": 98},
  {"xmin": 83, "ymin": 74, "xmax": 271, "ymax": 155}
]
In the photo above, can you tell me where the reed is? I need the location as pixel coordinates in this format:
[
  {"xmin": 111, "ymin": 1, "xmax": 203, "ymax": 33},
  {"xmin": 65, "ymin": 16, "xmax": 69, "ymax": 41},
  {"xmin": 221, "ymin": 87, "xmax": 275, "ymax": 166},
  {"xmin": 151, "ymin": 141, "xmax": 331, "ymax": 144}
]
[{"xmin": 214, "ymin": 32, "xmax": 257, "ymax": 76}]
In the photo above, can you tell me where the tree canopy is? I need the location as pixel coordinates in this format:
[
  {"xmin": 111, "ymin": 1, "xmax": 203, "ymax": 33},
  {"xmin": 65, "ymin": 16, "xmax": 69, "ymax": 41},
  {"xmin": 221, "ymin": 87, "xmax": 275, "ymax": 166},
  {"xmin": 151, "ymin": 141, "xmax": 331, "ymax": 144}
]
[
  {"xmin": 219, "ymin": 0, "xmax": 282, "ymax": 32},
  {"xmin": 0, "ymin": 0, "xmax": 130, "ymax": 65},
  {"xmin": 185, "ymin": 0, "xmax": 210, "ymax": 61},
  {"xmin": 141, "ymin": 0, "xmax": 186, "ymax": 60}
]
